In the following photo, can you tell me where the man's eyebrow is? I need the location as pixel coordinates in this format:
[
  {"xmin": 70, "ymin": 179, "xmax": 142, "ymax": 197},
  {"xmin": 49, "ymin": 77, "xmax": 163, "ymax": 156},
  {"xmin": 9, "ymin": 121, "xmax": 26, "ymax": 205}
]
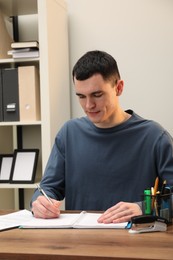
[
  {"xmin": 76, "ymin": 90, "xmax": 103, "ymax": 96},
  {"xmin": 75, "ymin": 92, "xmax": 84, "ymax": 96}
]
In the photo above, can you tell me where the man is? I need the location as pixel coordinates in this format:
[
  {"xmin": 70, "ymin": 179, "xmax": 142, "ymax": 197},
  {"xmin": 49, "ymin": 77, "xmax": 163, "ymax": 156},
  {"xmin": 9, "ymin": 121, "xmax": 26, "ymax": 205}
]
[{"xmin": 31, "ymin": 50, "xmax": 173, "ymax": 223}]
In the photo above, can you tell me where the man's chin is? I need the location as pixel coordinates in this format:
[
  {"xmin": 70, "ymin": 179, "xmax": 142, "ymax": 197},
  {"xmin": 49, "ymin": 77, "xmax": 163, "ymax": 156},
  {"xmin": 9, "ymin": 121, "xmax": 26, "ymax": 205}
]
[
  {"xmin": 87, "ymin": 112, "xmax": 102, "ymax": 122},
  {"xmin": 87, "ymin": 116, "xmax": 101, "ymax": 124}
]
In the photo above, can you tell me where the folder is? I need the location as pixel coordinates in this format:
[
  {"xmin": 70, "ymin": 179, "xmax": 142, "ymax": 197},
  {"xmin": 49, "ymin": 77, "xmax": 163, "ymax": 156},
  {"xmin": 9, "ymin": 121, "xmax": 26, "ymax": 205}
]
[
  {"xmin": 0, "ymin": 69, "xmax": 3, "ymax": 121},
  {"xmin": 2, "ymin": 68, "xmax": 20, "ymax": 122},
  {"xmin": 18, "ymin": 66, "xmax": 40, "ymax": 121}
]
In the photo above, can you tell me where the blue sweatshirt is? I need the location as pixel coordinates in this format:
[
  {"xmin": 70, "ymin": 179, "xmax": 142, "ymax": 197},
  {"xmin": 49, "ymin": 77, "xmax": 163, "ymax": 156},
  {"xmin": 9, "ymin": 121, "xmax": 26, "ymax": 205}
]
[{"xmin": 31, "ymin": 110, "xmax": 173, "ymax": 210}]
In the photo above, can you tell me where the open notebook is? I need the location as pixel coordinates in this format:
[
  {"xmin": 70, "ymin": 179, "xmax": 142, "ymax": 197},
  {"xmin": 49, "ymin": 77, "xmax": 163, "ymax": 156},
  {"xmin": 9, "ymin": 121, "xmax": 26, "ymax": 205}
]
[
  {"xmin": 20, "ymin": 211, "xmax": 128, "ymax": 229},
  {"xmin": 0, "ymin": 210, "xmax": 128, "ymax": 231},
  {"xmin": 0, "ymin": 210, "xmax": 32, "ymax": 231}
]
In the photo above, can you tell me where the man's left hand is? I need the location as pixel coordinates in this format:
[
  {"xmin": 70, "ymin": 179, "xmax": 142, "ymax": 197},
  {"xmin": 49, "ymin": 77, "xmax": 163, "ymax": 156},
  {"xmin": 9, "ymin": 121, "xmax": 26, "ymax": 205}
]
[{"xmin": 97, "ymin": 201, "xmax": 142, "ymax": 223}]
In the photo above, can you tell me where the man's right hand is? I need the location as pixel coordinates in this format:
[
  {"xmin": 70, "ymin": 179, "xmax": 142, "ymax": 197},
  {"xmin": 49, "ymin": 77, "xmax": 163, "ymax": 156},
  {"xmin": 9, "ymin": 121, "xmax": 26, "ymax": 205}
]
[{"xmin": 32, "ymin": 195, "xmax": 61, "ymax": 219}]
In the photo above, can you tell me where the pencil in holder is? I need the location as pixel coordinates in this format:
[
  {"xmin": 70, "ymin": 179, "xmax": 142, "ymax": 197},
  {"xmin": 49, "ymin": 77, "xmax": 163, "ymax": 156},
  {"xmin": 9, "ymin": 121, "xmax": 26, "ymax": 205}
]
[{"xmin": 142, "ymin": 192, "xmax": 172, "ymax": 224}]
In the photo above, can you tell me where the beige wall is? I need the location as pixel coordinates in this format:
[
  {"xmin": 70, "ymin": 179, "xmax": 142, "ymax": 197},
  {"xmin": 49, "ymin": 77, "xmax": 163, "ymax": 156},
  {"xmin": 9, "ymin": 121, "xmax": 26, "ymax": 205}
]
[
  {"xmin": 0, "ymin": 189, "xmax": 14, "ymax": 209},
  {"xmin": 6, "ymin": 1, "xmax": 173, "ymax": 138},
  {"xmin": 67, "ymin": 0, "xmax": 173, "ymax": 135}
]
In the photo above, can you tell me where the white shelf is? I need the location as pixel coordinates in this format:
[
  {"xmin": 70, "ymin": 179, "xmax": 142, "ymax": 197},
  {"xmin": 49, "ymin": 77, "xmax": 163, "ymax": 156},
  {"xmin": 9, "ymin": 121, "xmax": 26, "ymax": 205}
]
[
  {"xmin": 0, "ymin": 0, "xmax": 70, "ymax": 210},
  {"xmin": 0, "ymin": 58, "xmax": 39, "ymax": 64},
  {"xmin": 0, "ymin": 183, "xmax": 38, "ymax": 189},
  {"xmin": 0, "ymin": 121, "xmax": 41, "ymax": 126}
]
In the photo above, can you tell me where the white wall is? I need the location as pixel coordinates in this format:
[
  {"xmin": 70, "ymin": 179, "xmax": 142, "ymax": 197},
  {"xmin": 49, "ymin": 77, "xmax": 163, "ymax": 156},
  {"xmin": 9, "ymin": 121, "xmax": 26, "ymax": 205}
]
[{"xmin": 66, "ymin": 0, "xmax": 173, "ymax": 135}]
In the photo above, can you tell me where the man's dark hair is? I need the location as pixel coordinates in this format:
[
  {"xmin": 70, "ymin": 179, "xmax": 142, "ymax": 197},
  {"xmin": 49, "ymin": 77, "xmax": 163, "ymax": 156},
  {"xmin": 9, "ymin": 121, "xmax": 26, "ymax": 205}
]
[{"xmin": 72, "ymin": 50, "xmax": 120, "ymax": 84}]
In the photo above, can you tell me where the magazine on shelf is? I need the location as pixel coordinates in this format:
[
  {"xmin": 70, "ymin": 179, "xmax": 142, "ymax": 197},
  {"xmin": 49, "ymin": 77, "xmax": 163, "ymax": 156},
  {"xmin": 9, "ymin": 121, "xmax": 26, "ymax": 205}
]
[
  {"xmin": 7, "ymin": 49, "xmax": 39, "ymax": 58},
  {"xmin": 11, "ymin": 41, "xmax": 39, "ymax": 49}
]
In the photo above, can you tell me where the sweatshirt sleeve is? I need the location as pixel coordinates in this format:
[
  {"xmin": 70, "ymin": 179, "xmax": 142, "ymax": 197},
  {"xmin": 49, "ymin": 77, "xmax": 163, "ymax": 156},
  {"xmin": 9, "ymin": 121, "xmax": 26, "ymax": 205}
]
[
  {"xmin": 30, "ymin": 129, "xmax": 66, "ymax": 205},
  {"xmin": 156, "ymin": 130, "xmax": 173, "ymax": 185}
]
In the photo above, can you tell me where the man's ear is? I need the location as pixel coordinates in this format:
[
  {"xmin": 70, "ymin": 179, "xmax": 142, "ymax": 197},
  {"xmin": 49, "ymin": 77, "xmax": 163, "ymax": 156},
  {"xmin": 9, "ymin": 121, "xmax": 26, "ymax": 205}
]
[{"xmin": 116, "ymin": 80, "xmax": 124, "ymax": 96}]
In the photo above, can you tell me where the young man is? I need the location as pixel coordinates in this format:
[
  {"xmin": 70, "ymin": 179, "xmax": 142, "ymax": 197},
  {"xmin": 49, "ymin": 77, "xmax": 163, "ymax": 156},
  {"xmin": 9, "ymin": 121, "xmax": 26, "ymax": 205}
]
[{"xmin": 31, "ymin": 50, "xmax": 173, "ymax": 223}]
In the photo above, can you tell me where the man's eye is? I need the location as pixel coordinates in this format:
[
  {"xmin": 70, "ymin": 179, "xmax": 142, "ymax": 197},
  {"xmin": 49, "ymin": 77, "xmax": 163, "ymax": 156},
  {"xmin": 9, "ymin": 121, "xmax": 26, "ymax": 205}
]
[
  {"xmin": 94, "ymin": 93, "xmax": 103, "ymax": 98},
  {"xmin": 78, "ymin": 95, "xmax": 85, "ymax": 99}
]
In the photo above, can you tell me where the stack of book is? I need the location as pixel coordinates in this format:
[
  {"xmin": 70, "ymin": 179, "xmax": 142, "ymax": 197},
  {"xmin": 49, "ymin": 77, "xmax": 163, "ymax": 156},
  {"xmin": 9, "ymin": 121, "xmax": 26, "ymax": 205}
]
[{"xmin": 7, "ymin": 41, "xmax": 39, "ymax": 59}]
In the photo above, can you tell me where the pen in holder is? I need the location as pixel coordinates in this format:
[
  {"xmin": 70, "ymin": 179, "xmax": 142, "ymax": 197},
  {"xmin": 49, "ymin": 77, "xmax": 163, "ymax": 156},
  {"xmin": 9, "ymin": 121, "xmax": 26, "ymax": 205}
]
[{"xmin": 142, "ymin": 191, "xmax": 172, "ymax": 224}]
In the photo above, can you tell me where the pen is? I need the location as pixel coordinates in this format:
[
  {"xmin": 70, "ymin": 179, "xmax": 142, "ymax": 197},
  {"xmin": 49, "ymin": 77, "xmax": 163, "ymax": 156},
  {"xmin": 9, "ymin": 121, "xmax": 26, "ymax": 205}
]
[
  {"xmin": 151, "ymin": 177, "xmax": 159, "ymax": 210},
  {"xmin": 151, "ymin": 186, "xmax": 154, "ymax": 210},
  {"xmin": 36, "ymin": 184, "xmax": 53, "ymax": 204},
  {"xmin": 153, "ymin": 177, "xmax": 159, "ymax": 195}
]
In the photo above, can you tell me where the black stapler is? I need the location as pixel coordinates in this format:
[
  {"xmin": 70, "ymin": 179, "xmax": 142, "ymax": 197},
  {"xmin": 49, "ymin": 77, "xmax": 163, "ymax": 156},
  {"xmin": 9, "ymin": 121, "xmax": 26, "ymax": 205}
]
[{"xmin": 128, "ymin": 215, "xmax": 168, "ymax": 234}]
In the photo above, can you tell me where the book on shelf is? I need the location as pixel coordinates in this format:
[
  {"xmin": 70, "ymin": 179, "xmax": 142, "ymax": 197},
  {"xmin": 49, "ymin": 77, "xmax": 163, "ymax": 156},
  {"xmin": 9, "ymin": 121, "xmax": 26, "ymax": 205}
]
[
  {"xmin": 8, "ymin": 49, "xmax": 39, "ymax": 59},
  {"xmin": 11, "ymin": 41, "xmax": 39, "ymax": 49},
  {"xmin": 8, "ymin": 48, "xmax": 35, "ymax": 54}
]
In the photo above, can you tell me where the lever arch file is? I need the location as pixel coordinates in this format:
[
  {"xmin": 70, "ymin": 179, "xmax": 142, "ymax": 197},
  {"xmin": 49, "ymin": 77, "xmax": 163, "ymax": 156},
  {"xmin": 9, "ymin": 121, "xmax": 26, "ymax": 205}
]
[
  {"xmin": 18, "ymin": 66, "xmax": 40, "ymax": 121},
  {"xmin": 2, "ymin": 68, "xmax": 20, "ymax": 122}
]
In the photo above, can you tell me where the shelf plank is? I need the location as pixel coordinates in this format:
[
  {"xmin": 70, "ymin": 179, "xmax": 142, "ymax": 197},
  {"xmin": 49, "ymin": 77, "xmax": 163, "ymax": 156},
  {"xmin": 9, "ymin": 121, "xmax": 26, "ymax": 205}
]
[
  {"xmin": 0, "ymin": 183, "xmax": 38, "ymax": 189},
  {"xmin": 0, "ymin": 121, "xmax": 41, "ymax": 126},
  {"xmin": 0, "ymin": 58, "xmax": 39, "ymax": 64}
]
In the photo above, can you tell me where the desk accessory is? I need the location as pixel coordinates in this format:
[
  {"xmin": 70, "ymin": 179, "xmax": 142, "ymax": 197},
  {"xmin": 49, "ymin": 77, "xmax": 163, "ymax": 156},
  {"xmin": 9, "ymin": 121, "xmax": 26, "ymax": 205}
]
[
  {"xmin": 143, "ymin": 189, "xmax": 152, "ymax": 214},
  {"xmin": 129, "ymin": 215, "xmax": 168, "ymax": 234},
  {"xmin": 142, "ymin": 178, "xmax": 172, "ymax": 224}
]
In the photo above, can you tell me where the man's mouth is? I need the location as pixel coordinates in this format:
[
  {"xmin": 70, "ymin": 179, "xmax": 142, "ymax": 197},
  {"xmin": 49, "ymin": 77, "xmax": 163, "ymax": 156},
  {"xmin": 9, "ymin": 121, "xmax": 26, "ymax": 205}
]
[{"xmin": 87, "ymin": 111, "xmax": 100, "ymax": 117}]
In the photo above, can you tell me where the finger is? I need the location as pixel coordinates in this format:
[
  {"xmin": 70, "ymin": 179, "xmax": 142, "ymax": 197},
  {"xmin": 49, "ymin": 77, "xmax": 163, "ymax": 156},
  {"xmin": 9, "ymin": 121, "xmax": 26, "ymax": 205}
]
[
  {"xmin": 113, "ymin": 212, "xmax": 138, "ymax": 223},
  {"xmin": 112, "ymin": 206, "xmax": 142, "ymax": 223},
  {"xmin": 98, "ymin": 202, "xmax": 135, "ymax": 223},
  {"xmin": 32, "ymin": 197, "xmax": 61, "ymax": 218},
  {"xmin": 98, "ymin": 202, "xmax": 125, "ymax": 223},
  {"xmin": 101, "ymin": 209, "xmax": 132, "ymax": 224},
  {"xmin": 33, "ymin": 203, "xmax": 60, "ymax": 219}
]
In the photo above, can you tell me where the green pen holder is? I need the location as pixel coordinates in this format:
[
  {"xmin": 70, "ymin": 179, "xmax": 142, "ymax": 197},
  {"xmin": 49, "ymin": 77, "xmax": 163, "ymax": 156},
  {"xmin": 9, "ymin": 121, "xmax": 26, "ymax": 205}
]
[{"xmin": 142, "ymin": 193, "xmax": 172, "ymax": 224}]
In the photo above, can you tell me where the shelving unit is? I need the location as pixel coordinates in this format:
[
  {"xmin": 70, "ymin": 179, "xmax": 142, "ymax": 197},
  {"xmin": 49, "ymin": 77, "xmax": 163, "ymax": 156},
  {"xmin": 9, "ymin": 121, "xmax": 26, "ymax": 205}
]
[{"xmin": 0, "ymin": 0, "xmax": 70, "ymax": 209}]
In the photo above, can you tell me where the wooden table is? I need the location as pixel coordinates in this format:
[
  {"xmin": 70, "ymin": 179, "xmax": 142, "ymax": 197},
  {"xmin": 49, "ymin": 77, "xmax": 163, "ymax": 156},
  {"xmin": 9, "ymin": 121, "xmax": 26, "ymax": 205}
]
[{"xmin": 0, "ymin": 211, "xmax": 173, "ymax": 260}]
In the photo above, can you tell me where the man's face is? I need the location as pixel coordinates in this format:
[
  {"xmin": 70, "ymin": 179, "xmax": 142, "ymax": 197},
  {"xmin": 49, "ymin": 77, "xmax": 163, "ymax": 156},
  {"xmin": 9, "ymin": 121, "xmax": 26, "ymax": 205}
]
[{"xmin": 74, "ymin": 74, "xmax": 123, "ymax": 128}]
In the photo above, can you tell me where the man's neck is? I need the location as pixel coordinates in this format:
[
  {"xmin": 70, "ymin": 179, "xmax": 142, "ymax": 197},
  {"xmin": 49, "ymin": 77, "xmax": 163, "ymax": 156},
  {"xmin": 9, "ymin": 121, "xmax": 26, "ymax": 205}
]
[{"xmin": 94, "ymin": 110, "xmax": 131, "ymax": 129}]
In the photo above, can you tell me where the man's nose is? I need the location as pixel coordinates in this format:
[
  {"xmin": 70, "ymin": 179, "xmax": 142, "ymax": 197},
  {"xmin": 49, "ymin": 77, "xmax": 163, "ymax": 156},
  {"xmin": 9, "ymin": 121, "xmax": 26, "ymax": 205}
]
[{"xmin": 86, "ymin": 97, "xmax": 95, "ymax": 109}]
